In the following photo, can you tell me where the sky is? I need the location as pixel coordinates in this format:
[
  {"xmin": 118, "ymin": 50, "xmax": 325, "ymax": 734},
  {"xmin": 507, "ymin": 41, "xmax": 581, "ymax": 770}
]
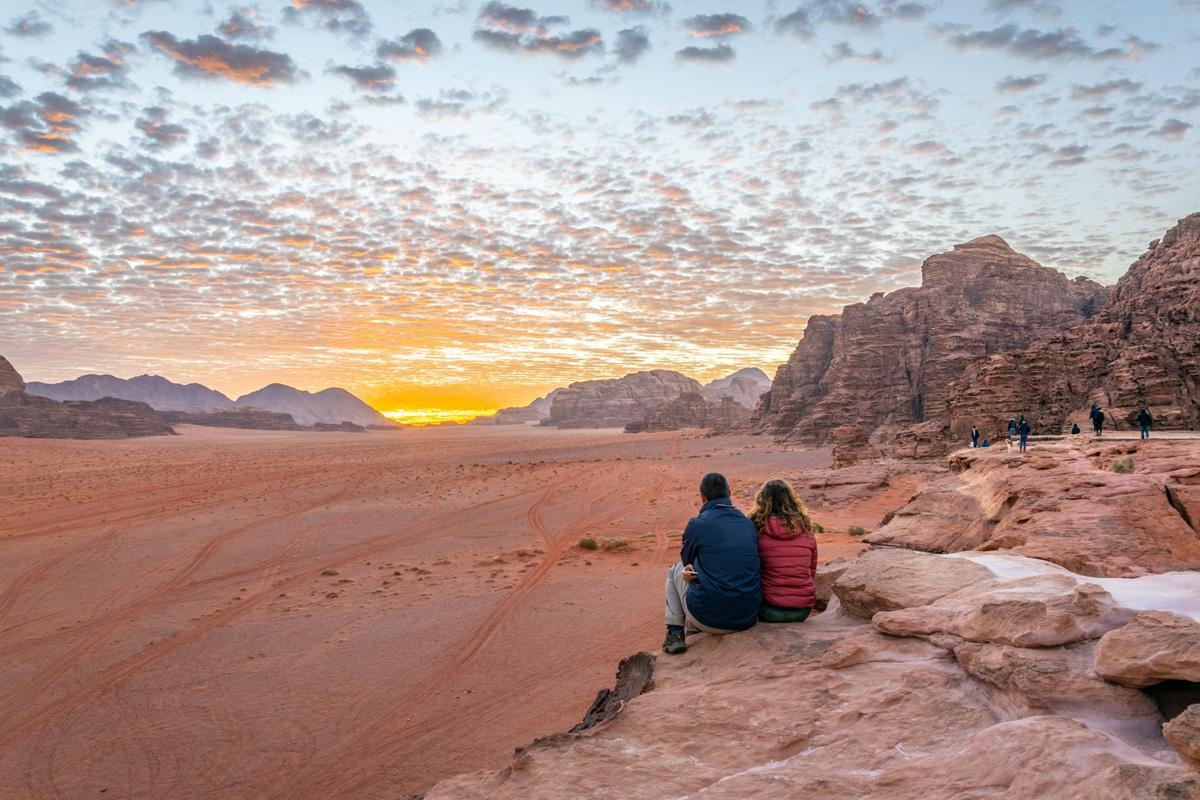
[{"xmin": 1, "ymin": 0, "xmax": 1198, "ymax": 421}]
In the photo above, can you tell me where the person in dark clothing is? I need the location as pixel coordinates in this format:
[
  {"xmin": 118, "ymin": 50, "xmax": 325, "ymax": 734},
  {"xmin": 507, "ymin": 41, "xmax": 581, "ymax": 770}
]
[
  {"xmin": 1018, "ymin": 416, "xmax": 1031, "ymax": 452},
  {"xmin": 1071, "ymin": 422, "xmax": 1081, "ymax": 436},
  {"xmin": 1092, "ymin": 407, "xmax": 1105, "ymax": 437},
  {"xmin": 1137, "ymin": 408, "xmax": 1153, "ymax": 439},
  {"xmin": 970, "ymin": 426, "xmax": 980, "ymax": 448},
  {"xmin": 663, "ymin": 472, "xmax": 760, "ymax": 655}
]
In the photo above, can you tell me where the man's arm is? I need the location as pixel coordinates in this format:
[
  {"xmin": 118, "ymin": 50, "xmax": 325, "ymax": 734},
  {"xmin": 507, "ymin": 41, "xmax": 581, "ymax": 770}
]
[{"xmin": 680, "ymin": 518, "xmax": 700, "ymax": 566}]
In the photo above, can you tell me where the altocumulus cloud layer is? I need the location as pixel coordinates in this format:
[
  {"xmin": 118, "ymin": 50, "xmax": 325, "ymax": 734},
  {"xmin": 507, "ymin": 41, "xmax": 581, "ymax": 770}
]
[{"xmin": 0, "ymin": 0, "xmax": 1198, "ymax": 411}]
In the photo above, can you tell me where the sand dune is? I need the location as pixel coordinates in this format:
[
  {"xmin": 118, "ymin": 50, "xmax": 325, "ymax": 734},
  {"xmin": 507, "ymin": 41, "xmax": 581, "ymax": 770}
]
[{"xmin": 0, "ymin": 425, "xmax": 911, "ymax": 798}]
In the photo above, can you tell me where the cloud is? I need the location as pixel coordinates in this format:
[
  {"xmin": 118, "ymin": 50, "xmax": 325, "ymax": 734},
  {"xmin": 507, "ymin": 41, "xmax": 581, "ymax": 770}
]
[
  {"xmin": 66, "ymin": 40, "xmax": 137, "ymax": 93},
  {"xmin": 1151, "ymin": 118, "xmax": 1191, "ymax": 140},
  {"xmin": 986, "ymin": 0, "xmax": 1062, "ymax": 16},
  {"xmin": 1047, "ymin": 143, "xmax": 1087, "ymax": 167},
  {"xmin": 376, "ymin": 29, "xmax": 443, "ymax": 63},
  {"xmin": 1069, "ymin": 79, "xmax": 1141, "ymax": 100},
  {"xmin": 942, "ymin": 24, "xmax": 1147, "ymax": 61},
  {"xmin": 684, "ymin": 13, "xmax": 751, "ymax": 38},
  {"xmin": 415, "ymin": 87, "xmax": 507, "ymax": 119},
  {"xmin": 592, "ymin": 0, "xmax": 669, "ymax": 12},
  {"xmin": 282, "ymin": 0, "xmax": 372, "ymax": 38},
  {"xmin": 327, "ymin": 62, "xmax": 396, "ymax": 92},
  {"xmin": 0, "ymin": 91, "xmax": 87, "ymax": 153},
  {"xmin": 4, "ymin": 11, "xmax": 53, "ymax": 37},
  {"xmin": 775, "ymin": 1, "xmax": 892, "ymax": 38},
  {"xmin": 996, "ymin": 73, "xmax": 1047, "ymax": 92},
  {"xmin": 142, "ymin": 31, "xmax": 299, "ymax": 86},
  {"xmin": 136, "ymin": 105, "xmax": 188, "ymax": 148},
  {"xmin": 474, "ymin": 4, "xmax": 603, "ymax": 59},
  {"xmin": 614, "ymin": 27, "xmax": 650, "ymax": 63},
  {"xmin": 218, "ymin": 9, "xmax": 275, "ymax": 41},
  {"xmin": 826, "ymin": 42, "xmax": 890, "ymax": 64},
  {"xmin": 675, "ymin": 44, "xmax": 735, "ymax": 63},
  {"xmin": 0, "ymin": 75, "xmax": 20, "ymax": 98}
]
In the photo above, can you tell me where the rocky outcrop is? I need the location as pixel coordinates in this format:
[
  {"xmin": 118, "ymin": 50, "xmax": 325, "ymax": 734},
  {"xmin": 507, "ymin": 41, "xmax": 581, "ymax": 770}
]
[
  {"xmin": 547, "ymin": 370, "xmax": 703, "ymax": 429},
  {"xmin": 163, "ymin": 409, "xmax": 366, "ymax": 432},
  {"xmin": 469, "ymin": 389, "xmax": 562, "ymax": 426},
  {"xmin": 948, "ymin": 213, "xmax": 1200, "ymax": 438},
  {"xmin": 233, "ymin": 384, "xmax": 391, "ymax": 427},
  {"xmin": 0, "ymin": 356, "xmax": 26, "ymax": 396},
  {"xmin": 700, "ymin": 368, "xmax": 771, "ymax": 409},
  {"xmin": 626, "ymin": 394, "xmax": 749, "ymax": 433},
  {"xmin": 1094, "ymin": 611, "xmax": 1200, "ymax": 689},
  {"xmin": 864, "ymin": 440, "xmax": 1200, "ymax": 578},
  {"xmin": 831, "ymin": 547, "xmax": 993, "ymax": 618},
  {"xmin": 1165, "ymin": 706, "xmax": 1200, "ymax": 771},
  {"xmin": 751, "ymin": 234, "xmax": 1106, "ymax": 445},
  {"xmin": 26, "ymin": 373, "xmax": 235, "ymax": 411},
  {"xmin": 428, "ymin": 549, "xmax": 1200, "ymax": 798}
]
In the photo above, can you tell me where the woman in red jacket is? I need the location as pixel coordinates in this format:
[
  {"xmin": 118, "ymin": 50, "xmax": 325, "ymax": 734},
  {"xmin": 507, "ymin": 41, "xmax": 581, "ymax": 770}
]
[{"xmin": 750, "ymin": 478, "xmax": 818, "ymax": 623}]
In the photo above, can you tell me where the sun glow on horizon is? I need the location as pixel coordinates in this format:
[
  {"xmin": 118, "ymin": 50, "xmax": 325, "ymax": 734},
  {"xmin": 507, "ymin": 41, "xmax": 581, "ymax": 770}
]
[{"xmin": 382, "ymin": 408, "xmax": 499, "ymax": 426}]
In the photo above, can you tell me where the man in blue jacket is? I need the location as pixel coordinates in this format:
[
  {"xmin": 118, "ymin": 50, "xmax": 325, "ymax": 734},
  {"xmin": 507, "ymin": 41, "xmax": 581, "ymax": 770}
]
[{"xmin": 663, "ymin": 472, "xmax": 761, "ymax": 655}]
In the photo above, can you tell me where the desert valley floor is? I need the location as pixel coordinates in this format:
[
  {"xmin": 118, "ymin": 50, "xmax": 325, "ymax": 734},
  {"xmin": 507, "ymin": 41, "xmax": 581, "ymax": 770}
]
[{"xmin": 0, "ymin": 425, "xmax": 907, "ymax": 799}]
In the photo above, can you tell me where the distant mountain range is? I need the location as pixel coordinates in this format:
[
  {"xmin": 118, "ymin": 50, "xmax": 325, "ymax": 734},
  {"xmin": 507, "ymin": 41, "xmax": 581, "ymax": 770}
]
[{"xmin": 26, "ymin": 374, "xmax": 394, "ymax": 428}]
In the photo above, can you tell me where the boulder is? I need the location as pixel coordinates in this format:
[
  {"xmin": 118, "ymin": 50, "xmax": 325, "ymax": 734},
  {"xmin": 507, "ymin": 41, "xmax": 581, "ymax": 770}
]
[
  {"xmin": 813, "ymin": 558, "xmax": 849, "ymax": 612},
  {"xmin": 831, "ymin": 548, "xmax": 992, "ymax": 619},
  {"xmin": 1164, "ymin": 705, "xmax": 1200, "ymax": 771},
  {"xmin": 1094, "ymin": 611, "xmax": 1200, "ymax": 689},
  {"xmin": 872, "ymin": 574, "xmax": 1135, "ymax": 647}
]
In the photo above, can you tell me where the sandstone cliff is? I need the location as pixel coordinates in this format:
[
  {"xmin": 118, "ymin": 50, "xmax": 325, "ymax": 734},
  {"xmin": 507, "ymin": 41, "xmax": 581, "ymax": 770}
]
[
  {"xmin": 0, "ymin": 357, "xmax": 175, "ymax": 439},
  {"xmin": 947, "ymin": 214, "xmax": 1200, "ymax": 438},
  {"xmin": 625, "ymin": 393, "xmax": 750, "ymax": 433},
  {"xmin": 750, "ymin": 235, "xmax": 1107, "ymax": 445},
  {"xmin": 701, "ymin": 368, "xmax": 772, "ymax": 409},
  {"xmin": 548, "ymin": 370, "xmax": 703, "ymax": 429}
]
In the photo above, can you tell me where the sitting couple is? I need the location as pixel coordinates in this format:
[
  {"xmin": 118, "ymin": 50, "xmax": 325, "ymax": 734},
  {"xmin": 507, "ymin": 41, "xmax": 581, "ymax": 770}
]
[{"xmin": 663, "ymin": 472, "xmax": 817, "ymax": 655}]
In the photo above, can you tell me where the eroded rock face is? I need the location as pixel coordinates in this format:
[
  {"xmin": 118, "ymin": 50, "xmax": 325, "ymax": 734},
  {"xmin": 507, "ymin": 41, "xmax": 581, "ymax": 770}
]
[
  {"xmin": 548, "ymin": 370, "xmax": 703, "ymax": 429},
  {"xmin": 1094, "ymin": 611, "xmax": 1200, "ymax": 689},
  {"xmin": 831, "ymin": 548, "xmax": 993, "ymax": 619},
  {"xmin": 873, "ymin": 574, "xmax": 1134, "ymax": 647},
  {"xmin": 701, "ymin": 368, "xmax": 771, "ymax": 409},
  {"xmin": 750, "ymin": 235, "xmax": 1106, "ymax": 444},
  {"xmin": 1164, "ymin": 705, "xmax": 1200, "ymax": 771},
  {"xmin": 948, "ymin": 213, "xmax": 1200, "ymax": 437},
  {"xmin": 865, "ymin": 442, "xmax": 1200, "ymax": 578},
  {"xmin": 628, "ymin": 393, "xmax": 750, "ymax": 433},
  {"xmin": 0, "ymin": 357, "xmax": 174, "ymax": 439}
]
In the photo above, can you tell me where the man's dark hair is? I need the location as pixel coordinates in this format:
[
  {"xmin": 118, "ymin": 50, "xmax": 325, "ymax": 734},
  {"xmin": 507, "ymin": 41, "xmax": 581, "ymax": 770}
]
[{"xmin": 699, "ymin": 472, "xmax": 730, "ymax": 501}]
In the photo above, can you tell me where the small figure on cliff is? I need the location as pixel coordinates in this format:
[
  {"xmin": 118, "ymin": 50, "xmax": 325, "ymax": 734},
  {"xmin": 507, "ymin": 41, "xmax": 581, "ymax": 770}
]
[
  {"xmin": 982, "ymin": 439, "xmax": 991, "ymax": 447},
  {"xmin": 1019, "ymin": 416, "xmax": 1031, "ymax": 452},
  {"xmin": 663, "ymin": 472, "xmax": 760, "ymax": 655},
  {"xmin": 750, "ymin": 479, "xmax": 817, "ymax": 624},
  {"xmin": 970, "ymin": 426, "xmax": 980, "ymax": 448},
  {"xmin": 1091, "ymin": 405, "xmax": 1105, "ymax": 437},
  {"xmin": 1006, "ymin": 418, "xmax": 1018, "ymax": 450},
  {"xmin": 1137, "ymin": 407, "xmax": 1153, "ymax": 439},
  {"xmin": 1071, "ymin": 422, "xmax": 1081, "ymax": 436}
]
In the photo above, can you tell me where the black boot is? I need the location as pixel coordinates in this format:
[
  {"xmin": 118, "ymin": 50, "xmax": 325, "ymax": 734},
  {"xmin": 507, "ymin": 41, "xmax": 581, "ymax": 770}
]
[{"xmin": 662, "ymin": 627, "xmax": 687, "ymax": 654}]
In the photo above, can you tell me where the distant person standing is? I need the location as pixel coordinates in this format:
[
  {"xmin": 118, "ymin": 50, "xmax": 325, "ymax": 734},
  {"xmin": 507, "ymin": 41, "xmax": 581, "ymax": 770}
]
[
  {"xmin": 970, "ymin": 426, "xmax": 980, "ymax": 449},
  {"xmin": 1137, "ymin": 407, "xmax": 1153, "ymax": 440},
  {"xmin": 1091, "ymin": 406, "xmax": 1105, "ymax": 437},
  {"xmin": 1007, "ymin": 418, "xmax": 1018, "ymax": 450},
  {"xmin": 1018, "ymin": 416, "xmax": 1031, "ymax": 452}
]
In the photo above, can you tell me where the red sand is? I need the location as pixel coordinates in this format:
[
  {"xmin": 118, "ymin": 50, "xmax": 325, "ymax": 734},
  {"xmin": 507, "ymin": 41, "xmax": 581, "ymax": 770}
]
[{"xmin": 0, "ymin": 425, "xmax": 916, "ymax": 798}]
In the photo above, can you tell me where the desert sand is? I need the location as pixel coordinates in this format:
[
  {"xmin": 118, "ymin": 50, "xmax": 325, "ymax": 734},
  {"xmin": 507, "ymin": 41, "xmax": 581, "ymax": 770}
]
[{"xmin": 0, "ymin": 424, "xmax": 914, "ymax": 799}]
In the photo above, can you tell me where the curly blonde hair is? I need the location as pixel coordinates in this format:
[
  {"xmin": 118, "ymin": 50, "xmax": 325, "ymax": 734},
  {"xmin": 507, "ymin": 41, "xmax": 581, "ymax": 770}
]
[{"xmin": 749, "ymin": 478, "xmax": 814, "ymax": 535}]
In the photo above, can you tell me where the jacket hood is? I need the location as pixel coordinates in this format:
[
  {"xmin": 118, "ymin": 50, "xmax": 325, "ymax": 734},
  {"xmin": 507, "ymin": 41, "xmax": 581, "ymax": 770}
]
[{"xmin": 761, "ymin": 515, "xmax": 808, "ymax": 541}]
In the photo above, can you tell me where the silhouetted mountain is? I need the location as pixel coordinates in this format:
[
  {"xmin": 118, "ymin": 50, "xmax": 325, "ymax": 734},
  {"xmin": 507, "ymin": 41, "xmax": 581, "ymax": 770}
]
[
  {"xmin": 234, "ymin": 384, "xmax": 392, "ymax": 427},
  {"xmin": 27, "ymin": 374, "xmax": 234, "ymax": 411}
]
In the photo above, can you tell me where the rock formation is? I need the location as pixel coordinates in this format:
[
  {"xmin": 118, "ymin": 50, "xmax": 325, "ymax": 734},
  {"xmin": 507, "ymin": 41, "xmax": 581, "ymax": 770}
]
[
  {"xmin": 750, "ymin": 234, "xmax": 1106, "ymax": 446},
  {"xmin": 26, "ymin": 373, "xmax": 235, "ymax": 411},
  {"xmin": 1094, "ymin": 612, "xmax": 1200, "ymax": 689},
  {"xmin": 948, "ymin": 213, "xmax": 1200, "ymax": 438},
  {"xmin": 700, "ymin": 368, "xmax": 771, "ymax": 409},
  {"xmin": 232, "ymin": 384, "xmax": 391, "ymax": 427},
  {"xmin": 864, "ymin": 440, "xmax": 1200, "ymax": 578},
  {"xmin": 469, "ymin": 389, "xmax": 562, "ymax": 426},
  {"xmin": 0, "ymin": 356, "xmax": 175, "ymax": 439},
  {"xmin": 547, "ymin": 370, "xmax": 703, "ymax": 429},
  {"xmin": 626, "ymin": 394, "xmax": 749, "ymax": 433}
]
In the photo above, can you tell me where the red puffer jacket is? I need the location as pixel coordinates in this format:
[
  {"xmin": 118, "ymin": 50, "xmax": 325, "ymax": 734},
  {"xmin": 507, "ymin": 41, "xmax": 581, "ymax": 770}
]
[{"xmin": 757, "ymin": 516, "xmax": 818, "ymax": 609}]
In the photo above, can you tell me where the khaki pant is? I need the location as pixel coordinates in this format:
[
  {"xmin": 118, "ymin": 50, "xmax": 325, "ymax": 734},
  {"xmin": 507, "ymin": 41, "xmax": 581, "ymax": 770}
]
[{"xmin": 664, "ymin": 562, "xmax": 737, "ymax": 635}]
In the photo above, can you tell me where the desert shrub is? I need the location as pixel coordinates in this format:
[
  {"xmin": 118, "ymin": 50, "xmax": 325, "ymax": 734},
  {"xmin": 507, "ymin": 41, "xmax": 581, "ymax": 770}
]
[
  {"xmin": 578, "ymin": 537, "xmax": 598, "ymax": 551},
  {"xmin": 848, "ymin": 525, "xmax": 867, "ymax": 536},
  {"xmin": 602, "ymin": 538, "xmax": 629, "ymax": 551},
  {"xmin": 1112, "ymin": 458, "xmax": 1135, "ymax": 474}
]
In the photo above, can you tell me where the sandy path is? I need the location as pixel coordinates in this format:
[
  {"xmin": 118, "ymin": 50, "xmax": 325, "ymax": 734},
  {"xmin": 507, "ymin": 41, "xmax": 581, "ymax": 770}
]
[{"xmin": 0, "ymin": 425, "xmax": 918, "ymax": 798}]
